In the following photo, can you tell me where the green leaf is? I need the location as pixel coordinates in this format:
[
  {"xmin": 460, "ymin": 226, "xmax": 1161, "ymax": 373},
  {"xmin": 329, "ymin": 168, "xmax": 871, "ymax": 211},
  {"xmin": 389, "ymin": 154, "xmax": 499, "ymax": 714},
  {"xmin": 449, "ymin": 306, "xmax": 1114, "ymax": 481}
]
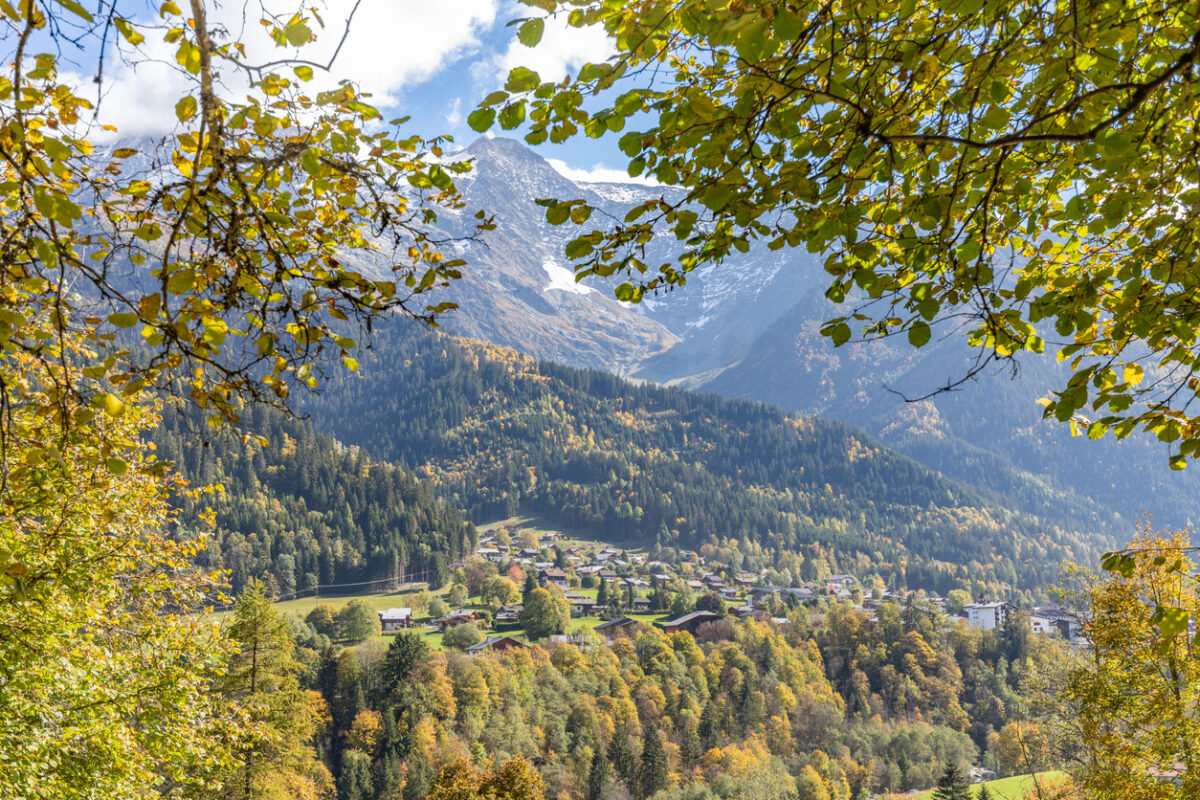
[
  {"xmin": 908, "ymin": 321, "xmax": 931, "ymax": 347},
  {"xmin": 285, "ymin": 21, "xmax": 312, "ymax": 47},
  {"xmin": 517, "ymin": 18, "xmax": 545, "ymax": 47},
  {"xmin": 105, "ymin": 457, "xmax": 128, "ymax": 475},
  {"xmin": 166, "ymin": 270, "xmax": 194, "ymax": 295},
  {"xmin": 293, "ymin": 65, "xmax": 314, "ymax": 81},
  {"xmin": 565, "ymin": 239, "xmax": 593, "ymax": 259},
  {"xmin": 546, "ymin": 204, "xmax": 570, "ymax": 225},
  {"xmin": 498, "ymin": 101, "xmax": 526, "ymax": 129},
  {"xmin": 468, "ymin": 108, "xmax": 496, "ymax": 132},
  {"xmin": 107, "ymin": 313, "xmax": 139, "ymax": 328},
  {"xmin": 505, "ymin": 66, "xmax": 540, "ymax": 93},
  {"xmin": 823, "ymin": 323, "xmax": 852, "ymax": 347}
]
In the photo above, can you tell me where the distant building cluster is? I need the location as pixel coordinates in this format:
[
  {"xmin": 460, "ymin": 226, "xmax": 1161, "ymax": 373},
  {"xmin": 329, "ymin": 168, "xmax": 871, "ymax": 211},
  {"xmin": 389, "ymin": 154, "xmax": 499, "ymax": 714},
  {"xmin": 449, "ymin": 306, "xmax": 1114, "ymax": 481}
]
[{"xmin": 373, "ymin": 524, "xmax": 1084, "ymax": 649}]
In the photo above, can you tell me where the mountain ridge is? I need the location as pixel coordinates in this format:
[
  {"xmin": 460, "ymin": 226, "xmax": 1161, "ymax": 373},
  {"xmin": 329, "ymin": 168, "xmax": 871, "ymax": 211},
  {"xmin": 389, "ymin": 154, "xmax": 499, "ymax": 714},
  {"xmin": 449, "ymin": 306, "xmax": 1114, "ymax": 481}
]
[{"xmin": 413, "ymin": 136, "xmax": 1195, "ymax": 535}]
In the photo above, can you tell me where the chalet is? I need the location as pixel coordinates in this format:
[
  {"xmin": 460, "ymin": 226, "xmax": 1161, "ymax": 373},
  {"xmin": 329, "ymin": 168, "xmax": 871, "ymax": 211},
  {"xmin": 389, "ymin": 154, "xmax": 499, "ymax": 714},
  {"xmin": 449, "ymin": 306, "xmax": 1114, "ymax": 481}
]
[
  {"xmin": 828, "ymin": 574, "xmax": 858, "ymax": 586},
  {"xmin": 597, "ymin": 568, "xmax": 618, "ymax": 582},
  {"xmin": 594, "ymin": 617, "xmax": 639, "ymax": 639},
  {"xmin": 749, "ymin": 585, "xmax": 816, "ymax": 607},
  {"xmin": 731, "ymin": 606, "xmax": 770, "ymax": 622},
  {"xmin": 433, "ymin": 610, "xmax": 478, "ymax": 632},
  {"xmin": 687, "ymin": 580, "xmax": 705, "ymax": 594},
  {"xmin": 495, "ymin": 603, "xmax": 523, "ymax": 624},
  {"xmin": 378, "ymin": 607, "xmax": 413, "ymax": 632},
  {"xmin": 1033, "ymin": 605, "xmax": 1083, "ymax": 639},
  {"xmin": 632, "ymin": 596, "xmax": 652, "ymax": 612},
  {"xmin": 702, "ymin": 574, "xmax": 727, "ymax": 589},
  {"xmin": 595, "ymin": 548, "xmax": 620, "ymax": 562},
  {"xmin": 622, "ymin": 577, "xmax": 650, "ymax": 589},
  {"xmin": 964, "ymin": 601, "xmax": 1013, "ymax": 631},
  {"xmin": 719, "ymin": 587, "xmax": 739, "ymax": 601},
  {"xmin": 520, "ymin": 548, "xmax": 542, "ymax": 559},
  {"xmin": 1029, "ymin": 615, "xmax": 1056, "ymax": 637},
  {"xmin": 465, "ymin": 636, "xmax": 527, "ymax": 656},
  {"xmin": 567, "ymin": 595, "xmax": 599, "ymax": 617},
  {"xmin": 661, "ymin": 610, "xmax": 724, "ymax": 634},
  {"xmin": 734, "ymin": 575, "xmax": 758, "ymax": 588},
  {"xmin": 549, "ymin": 633, "xmax": 591, "ymax": 647},
  {"xmin": 538, "ymin": 568, "xmax": 569, "ymax": 590}
]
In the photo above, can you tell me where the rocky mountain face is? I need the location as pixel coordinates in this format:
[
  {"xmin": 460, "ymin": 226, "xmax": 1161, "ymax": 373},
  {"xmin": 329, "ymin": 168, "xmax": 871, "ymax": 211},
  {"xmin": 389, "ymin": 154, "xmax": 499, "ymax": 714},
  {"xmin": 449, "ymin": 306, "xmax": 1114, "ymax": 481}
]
[
  {"xmin": 425, "ymin": 137, "xmax": 826, "ymax": 378},
  {"xmin": 397, "ymin": 137, "xmax": 1196, "ymax": 535}
]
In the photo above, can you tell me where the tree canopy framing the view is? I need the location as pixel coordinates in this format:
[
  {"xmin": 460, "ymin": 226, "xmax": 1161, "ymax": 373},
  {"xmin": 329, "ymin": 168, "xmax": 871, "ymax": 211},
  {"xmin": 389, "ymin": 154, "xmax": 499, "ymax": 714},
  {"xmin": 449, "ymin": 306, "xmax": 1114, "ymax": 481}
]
[
  {"xmin": 481, "ymin": 0, "xmax": 1200, "ymax": 463},
  {"xmin": 0, "ymin": 0, "xmax": 488, "ymax": 437}
]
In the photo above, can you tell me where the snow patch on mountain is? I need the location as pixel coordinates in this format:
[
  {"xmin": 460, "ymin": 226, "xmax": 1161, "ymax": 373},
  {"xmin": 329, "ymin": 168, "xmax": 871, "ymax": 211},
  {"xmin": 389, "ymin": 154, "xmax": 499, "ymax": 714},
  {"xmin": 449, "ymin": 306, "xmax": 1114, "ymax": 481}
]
[{"xmin": 542, "ymin": 260, "xmax": 594, "ymax": 295}]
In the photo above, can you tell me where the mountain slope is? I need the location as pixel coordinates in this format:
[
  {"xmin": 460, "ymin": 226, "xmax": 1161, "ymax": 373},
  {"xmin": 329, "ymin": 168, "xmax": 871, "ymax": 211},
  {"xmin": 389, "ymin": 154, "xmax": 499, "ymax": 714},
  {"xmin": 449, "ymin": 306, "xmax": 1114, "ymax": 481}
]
[
  {"xmin": 410, "ymin": 137, "xmax": 1197, "ymax": 534},
  {"xmin": 299, "ymin": 319, "xmax": 1109, "ymax": 595},
  {"xmin": 700, "ymin": 292, "xmax": 1198, "ymax": 530},
  {"xmin": 155, "ymin": 406, "xmax": 476, "ymax": 595}
]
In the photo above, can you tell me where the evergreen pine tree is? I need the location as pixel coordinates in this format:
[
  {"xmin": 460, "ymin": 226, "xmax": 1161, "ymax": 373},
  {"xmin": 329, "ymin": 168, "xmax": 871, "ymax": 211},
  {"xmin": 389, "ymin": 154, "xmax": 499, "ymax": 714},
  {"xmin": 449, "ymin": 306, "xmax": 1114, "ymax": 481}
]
[
  {"xmin": 220, "ymin": 581, "xmax": 326, "ymax": 800},
  {"xmin": 976, "ymin": 786, "xmax": 994, "ymax": 800},
  {"xmin": 587, "ymin": 745, "xmax": 610, "ymax": 800},
  {"xmin": 931, "ymin": 763, "xmax": 972, "ymax": 800},
  {"xmin": 339, "ymin": 750, "xmax": 374, "ymax": 800},
  {"xmin": 523, "ymin": 571, "xmax": 537, "ymax": 601},
  {"xmin": 638, "ymin": 725, "xmax": 668, "ymax": 799},
  {"xmin": 698, "ymin": 702, "xmax": 718, "ymax": 748},
  {"xmin": 609, "ymin": 731, "xmax": 636, "ymax": 788},
  {"xmin": 680, "ymin": 721, "xmax": 701, "ymax": 767}
]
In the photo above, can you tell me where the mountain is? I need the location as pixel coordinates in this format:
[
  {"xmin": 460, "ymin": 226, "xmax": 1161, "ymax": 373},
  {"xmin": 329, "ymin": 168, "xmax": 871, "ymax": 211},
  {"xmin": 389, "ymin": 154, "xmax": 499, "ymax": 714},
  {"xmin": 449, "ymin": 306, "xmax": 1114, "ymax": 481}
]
[
  {"xmin": 405, "ymin": 136, "xmax": 1197, "ymax": 535},
  {"xmin": 299, "ymin": 320, "xmax": 1108, "ymax": 596}
]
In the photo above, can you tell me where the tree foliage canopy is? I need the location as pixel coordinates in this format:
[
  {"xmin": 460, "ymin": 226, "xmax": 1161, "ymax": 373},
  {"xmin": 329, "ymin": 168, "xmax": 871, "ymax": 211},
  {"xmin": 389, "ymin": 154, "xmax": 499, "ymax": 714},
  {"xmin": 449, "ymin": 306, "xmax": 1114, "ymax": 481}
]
[
  {"xmin": 481, "ymin": 0, "xmax": 1200, "ymax": 461},
  {"xmin": 0, "ymin": 0, "xmax": 484, "ymax": 436},
  {"xmin": 1039, "ymin": 525, "xmax": 1200, "ymax": 798}
]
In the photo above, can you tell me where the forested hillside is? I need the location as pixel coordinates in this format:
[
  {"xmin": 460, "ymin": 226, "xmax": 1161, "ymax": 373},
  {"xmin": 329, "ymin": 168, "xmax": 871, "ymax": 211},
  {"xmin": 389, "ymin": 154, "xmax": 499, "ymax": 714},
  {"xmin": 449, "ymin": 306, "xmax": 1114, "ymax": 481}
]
[
  {"xmin": 701, "ymin": 293, "xmax": 1198, "ymax": 531},
  {"xmin": 293, "ymin": 321, "xmax": 1109, "ymax": 594},
  {"xmin": 155, "ymin": 407, "xmax": 477, "ymax": 595},
  {"xmin": 295, "ymin": 597, "xmax": 1049, "ymax": 800}
]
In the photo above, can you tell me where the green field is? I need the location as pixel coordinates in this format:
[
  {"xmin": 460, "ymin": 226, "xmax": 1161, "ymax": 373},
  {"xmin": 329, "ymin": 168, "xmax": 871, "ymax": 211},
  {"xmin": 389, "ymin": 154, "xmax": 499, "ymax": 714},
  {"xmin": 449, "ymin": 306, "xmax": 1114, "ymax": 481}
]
[
  {"xmin": 271, "ymin": 589, "xmax": 428, "ymax": 619},
  {"xmin": 476, "ymin": 513, "xmax": 648, "ymax": 554},
  {"xmin": 912, "ymin": 771, "xmax": 1069, "ymax": 799}
]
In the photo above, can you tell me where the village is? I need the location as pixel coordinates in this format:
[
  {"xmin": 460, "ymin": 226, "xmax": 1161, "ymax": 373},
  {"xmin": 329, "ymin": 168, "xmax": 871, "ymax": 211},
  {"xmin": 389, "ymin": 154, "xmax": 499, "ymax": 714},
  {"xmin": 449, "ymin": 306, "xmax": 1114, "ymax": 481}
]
[{"xmin": 371, "ymin": 524, "xmax": 1083, "ymax": 655}]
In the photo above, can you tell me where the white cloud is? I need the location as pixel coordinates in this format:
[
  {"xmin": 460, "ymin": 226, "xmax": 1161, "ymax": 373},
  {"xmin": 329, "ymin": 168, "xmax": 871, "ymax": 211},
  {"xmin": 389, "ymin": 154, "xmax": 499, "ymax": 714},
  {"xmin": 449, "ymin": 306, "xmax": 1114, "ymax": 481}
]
[
  {"xmin": 279, "ymin": 0, "xmax": 499, "ymax": 104},
  {"xmin": 497, "ymin": 10, "xmax": 614, "ymax": 83},
  {"xmin": 83, "ymin": 0, "xmax": 499, "ymax": 138},
  {"xmin": 445, "ymin": 97, "xmax": 463, "ymax": 128},
  {"xmin": 546, "ymin": 158, "xmax": 660, "ymax": 187}
]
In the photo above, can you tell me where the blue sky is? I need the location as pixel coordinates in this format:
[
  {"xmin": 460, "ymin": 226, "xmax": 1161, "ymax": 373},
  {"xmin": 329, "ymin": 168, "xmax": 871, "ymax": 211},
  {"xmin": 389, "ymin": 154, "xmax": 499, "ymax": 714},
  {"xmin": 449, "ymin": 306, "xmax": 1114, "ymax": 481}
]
[{"xmin": 69, "ymin": 0, "xmax": 635, "ymax": 181}]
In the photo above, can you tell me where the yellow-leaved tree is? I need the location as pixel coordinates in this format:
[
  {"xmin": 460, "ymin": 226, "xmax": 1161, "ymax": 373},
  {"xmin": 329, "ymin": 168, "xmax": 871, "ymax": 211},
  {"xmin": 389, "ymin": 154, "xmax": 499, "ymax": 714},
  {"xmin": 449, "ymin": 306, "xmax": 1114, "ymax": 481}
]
[
  {"xmin": 0, "ymin": 1, "xmax": 484, "ymax": 796},
  {"xmin": 1034, "ymin": 524, "xmax": 1200, "ymax": 799},
  {"xmin": 0, "ymin": 336, "xmax": 236, "ymax": 798}
]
